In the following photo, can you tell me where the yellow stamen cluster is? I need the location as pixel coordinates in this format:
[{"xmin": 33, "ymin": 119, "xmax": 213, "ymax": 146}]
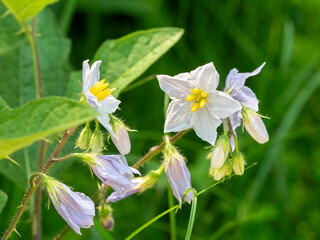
[
  {"xmin": 89, "ymin": 79, "xmax": 116, "ymax": 101},
  {"xmin": 185, "ymin": 88, "xmax": 207, "ymax": 112}
]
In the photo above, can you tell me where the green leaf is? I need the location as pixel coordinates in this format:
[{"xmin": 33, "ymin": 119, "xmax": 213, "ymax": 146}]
[
  {"xmin": 94, "ymin": 27, "xmax": 184, "ymax": 97},
  {"xmin": 1, "ymin": 0, "xmax": 59, "ymax": 22},
  {"xmin": 0, "ymin": 2, "xmax": 26, "ymax": 56},
  {"xmin": 0, "ymin": 96, "xmax": 97, "ymax": 159},
  {"xmin": 0, "ymin": 189, "xmax": 7, "ymax": 214}
]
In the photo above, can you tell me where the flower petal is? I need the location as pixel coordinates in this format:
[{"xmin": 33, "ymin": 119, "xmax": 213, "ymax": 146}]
[
  {"xmin": 231, "ymin": 86, "xmax": 259, "ymax": 112},
  {"xmin": 96, "ymin": 114, "xmax": 116, "ymax": 138},
  {"xmin": 225, "ymin": 62, "xmax": 266, "ymax": 91},
  {"xmin": 157, "ymin": 74, "xmax": 193, "ymax": 99},
  {"xmin": 190, "ymin": 62, "xmax": 219, "ymax": 93},
  {"xmin": 82, "ymin": 60, "xmax": 90, "ymax": 91},
  {"xmin": 192, "ymin": 107, "xmax": 222, "ymax": 145},
  {"xmin": 164, "ymin": 100, "xmax": 194, "ymax": 133},
  {"xmin": 206, "ymin": 91, "xmax": 242, "ymax": 119},
  {"xmin": 98, "ymin": 95, "xmax": 121, "ymax": 114}
]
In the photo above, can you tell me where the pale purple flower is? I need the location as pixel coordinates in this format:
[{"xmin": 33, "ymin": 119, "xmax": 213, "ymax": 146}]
[
  {"xmin": 164, "ymin": 147, "xmax": 193, "ymax": 207},
  {"xmin": 110, "ymin": 117, "xmax": 131, "ymax": 155},
  {"xmin": 47, "ymin": 180, "xmax": 95, "ymax": 235},
  {"xmin": 157, "ymin": 63, "xmax": 241, "ymax": 145},
  {"xmin": 82, "ymin": 60, "xmax": 120, "ymax": 138},
  {"xmin": 90, "ymin": 155, "xmax": 140, "ymax": 193},
  {"xmin": 107, "ymin": 178, "xmax": 146, "ymax": 202},
  {"xmin": 224, "ymin": 63, "xmax": 269, "ymax": 146},
  {"xmin": 107, "ymin": 165, "xmax": 163, "ymax": 202}
]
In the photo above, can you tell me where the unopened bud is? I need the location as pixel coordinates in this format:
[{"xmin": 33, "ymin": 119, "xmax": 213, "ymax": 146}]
[
  {"xmin": 89, "ymin": 128, "xmax": 104, "ymax": 153},
  {"xmin": 76, "ymin": 124, "xmax": 91, "ymax": 150},
  {"xmin": 98, "ymin": 204, "xmax": 114, "ymax": 231},
  {"xmin": 210, "ymin": 160, "xmax": 232, "ymax": 181},
  {"xmin": 242, "ymin": 107, "xmax": 269, "ymax": 144},
  {"xmin": 110, "ymin": 115, "xmax": 131, "ymax": 155},
  {"xmin": 210, "ymin": 135, "xmax": 230, "ymax": 169},
  {"xmin": 232, "ymin": 151, "xmax": 245, "ymax": 175}
]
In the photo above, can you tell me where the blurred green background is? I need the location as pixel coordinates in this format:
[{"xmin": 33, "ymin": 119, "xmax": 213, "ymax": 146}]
[{"xmin": 1, "ymin": 0, "xmax": 320, "ymax": 239}]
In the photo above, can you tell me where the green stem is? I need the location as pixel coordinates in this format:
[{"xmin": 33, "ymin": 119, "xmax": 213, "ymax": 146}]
[
  {"xmin": 125, "ymin": 206, "xmax": 179, "ymax": 240},
  {"xmin": 1, "ymin": 128, "xmax": 76, "ymax": 240},
  {"xmin": 185, "ymin": 189, "xmax": 197, "ymax": 240},
  {"xmin": 168, "ymin": 184, "xmax": 177, "ymax": 240}
]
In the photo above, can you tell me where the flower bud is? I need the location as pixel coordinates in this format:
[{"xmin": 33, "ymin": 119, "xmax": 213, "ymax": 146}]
[
  {"xmin": 43, "ymin": 175, "xmax": 95, "ymax": 235},
  {"xmin": 98, "ymin": 204, "xmax": 114, "ymax": 231},
  {"xmin": 210, "ymin": 135, "xmax": 230, "ymax": 169},
  {"xmin": 242, "ymin": 108, "xmax": 269, "ymax": 144},
  {"xmin": 164, "ymin": 136, "xmax": 193, "ymax": 207},
  {"xmin": 76, "ymin": 124, "xmax": 91, "ymax": 150},
  {"xmin": 210, "ymin": 160, "xmax": 232, "ymax": 181},
  {"xmin": 110, "ymin": 115, "xmax": 131, "ymax": 155},
  {"xmin": 107, "ymin": 165, "xmax": 163, "ymax": 202},
  {"xmin": 232, "ymin": 151, "xmax": 245, "ymax": 175},
  {"xmin": 89, "ymin": 128, "xmax": 104, "ymax": 153}
]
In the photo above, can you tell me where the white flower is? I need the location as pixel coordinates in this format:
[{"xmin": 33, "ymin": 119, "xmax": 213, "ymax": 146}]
[
  {"xmin": 157, "ymin": 63, "xmax": 241, "ymax": 145},
  {"xmin": 82, "ymin": 60, "xmax": 120, "ymax": 138},
  {"xmin": 243, "ymin": 108, "xmax": 269, "ymax": 144}
]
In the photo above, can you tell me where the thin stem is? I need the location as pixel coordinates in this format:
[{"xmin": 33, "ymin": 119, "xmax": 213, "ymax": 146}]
[
  {"xmin": 168, "ymin": 184, "xmax": 177, "ymax": 240},
  {"xmin": 51, "ymin": 153, "xmax": 79, "ymax": 162},
  {"xmin": 1, "ymin": 128, "xmax": 76, "ymax": 240},
  {"xmin": 133, "ymin": 130, "xmax": 188, "ymax": 169},
  {"xmin": 53, "ymin": 130, "xmax": 189, "ymax": 239},
  {"xmin": 227, "ymin": 118, "xmax": 239, "ymax": 152}
]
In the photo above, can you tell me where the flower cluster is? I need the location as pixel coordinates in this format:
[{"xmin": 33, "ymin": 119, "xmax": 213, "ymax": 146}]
[{"xmin": 43, "ymin": 60, "xmax": 269, "ymax": 235}]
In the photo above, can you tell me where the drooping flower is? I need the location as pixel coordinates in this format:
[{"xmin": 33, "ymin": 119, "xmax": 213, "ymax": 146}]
[
  {"xmin": 44, "ymin": 176, "xmax": 95, "ymax": 235},
  {"xmin": 80, "ymin": 154, "xmax": 140, "ymax": 193},
  {"xmin": 242, "ymin": 107, "xmax": 269, "ymax": 144},
  {"xmin": 82, "ymin": 60, "xmax": 120, "ymax": 138},
  {"xmin": 109, "ymin": 115, "xmax": 131, "ymax": 155},
  {"xmin": 107, "ymin": 165, "xmax": 164, "ymax": 202},
  {"xmin": 224, "ymin": 63, "xmax": 269, "ymax": 145},
  {"xmin": 157, "ymin": 63, "xmax": 241, "ymax": 145},
  {"xmin": 164, "ymin": 137, "xmax": 193, "ymax": 207}
]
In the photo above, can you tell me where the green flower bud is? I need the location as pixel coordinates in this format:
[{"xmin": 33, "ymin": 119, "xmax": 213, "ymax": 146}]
[
  {"xmin": 232, "ymin": 151, "xmax": 245, "ymax": 175},
  {"xmin": 75, "ymin": 124, "xmax": 91, "ymax": 150}
]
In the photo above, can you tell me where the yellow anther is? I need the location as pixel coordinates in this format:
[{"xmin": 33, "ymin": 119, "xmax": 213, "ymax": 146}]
[
  {"xmin": 191, "ymin": 102, "xmax": 200, "ymax": 112},
  {"xmin": 199, "ymin": 98, "xmax": 206, "ymax": 108},
  {"xmin": 192, "ymin": 88, "xmax": 200, "ymax": 95},
  {"xmin": 89, "ymin": 79, "xmax": 106, "ymax": 95},
  {"xmin": 201, "ymin": 91, "xmax": 207, "ymax": 98},
  {"xmin": 96, "ymin": 89, "xmax": 112, "ymax": 101},
  {"xmin": 185, "ymin": 94, "xmax": 196, "ymax": 101}
]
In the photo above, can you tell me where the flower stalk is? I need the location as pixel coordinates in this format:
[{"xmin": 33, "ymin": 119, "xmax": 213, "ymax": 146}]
[{"xmin": 1, "ymin": 127, "xmax": 76, "ymax": 240}]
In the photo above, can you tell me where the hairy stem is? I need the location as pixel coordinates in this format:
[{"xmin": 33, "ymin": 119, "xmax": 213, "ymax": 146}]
[
  {"xmin": 1, "ymin": 128, "xmax": 76, "ymax": 240},
  {"xmin": 53, "ymin": 129, "xmax": 189, "ymax": 240}
]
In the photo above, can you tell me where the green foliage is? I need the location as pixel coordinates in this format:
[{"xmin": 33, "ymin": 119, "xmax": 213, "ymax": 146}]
[
  {"xmin": 0, "ymin": 190, "xmax": 7, "ymax": 214},
  {"xmin": 94, "ymin": 28, "xmax": 184, "ymax": 97},
  {"xmin": 0, "ymin": 3, "xmax": 25, "ymax": 56},
  {"xmin": 0, "ymin": 97, "xmax": 97, "ymax": 159},
  {"xmin": 1, "ymin": 0, "xmax": 58, "ymax": 22}
]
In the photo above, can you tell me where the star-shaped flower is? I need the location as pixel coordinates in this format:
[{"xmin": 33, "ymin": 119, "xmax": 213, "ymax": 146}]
[
  {"xmin": 157, "ymin": 63, "xmax": 242, "ymax": 145},
  {"xmin": 82, "ymin": 60, "xmax": 120, "ymax": 137}
]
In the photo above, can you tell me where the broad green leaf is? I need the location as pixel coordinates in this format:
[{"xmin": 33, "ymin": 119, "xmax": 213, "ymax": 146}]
[
  {"xmin": 94, "ymin": 27, "xmax": 184, "ymax": 97},
  {"xmin": 0, "ymin": 2, "xmax": 26, "ymax": 56},
  {"xmin": 0, "ymin": 189, "xmax": 7, "ymax": 214},
  {"xmin": 1, "ymin": 0, "xmax": 59, "ymax": 22},
  {"xmin": 0, "ymin": 96, "xmax": 97, "ymax": 159},
  {"xmin": 0, "ymin": 9, "xmax": 71, "ymax": 108},
  {"xmin": 0, "ymin": 9, "xmax": 72, "ymax": 189}
]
